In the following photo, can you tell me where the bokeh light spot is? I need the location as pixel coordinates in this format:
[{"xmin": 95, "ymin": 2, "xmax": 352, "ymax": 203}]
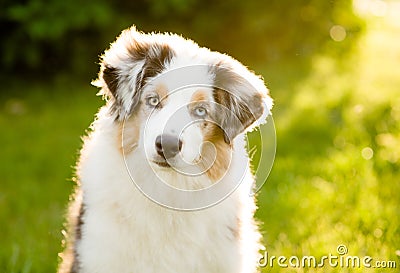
[
  {"xmin": 330, "ymin": 25, "xmax": 347, "ymax": 42},
  {"xmin": 361, "ymin": 147, "xmax": 374, "ymax": 160}
]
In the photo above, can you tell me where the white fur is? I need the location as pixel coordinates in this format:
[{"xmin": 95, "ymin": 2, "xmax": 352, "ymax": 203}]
[
  {"xmin": 59, "ymin": 27, "xmax": 272, "ymax": 273},
  {"xmin": 73, "ymin": 108, "xmax": 261, "ymax": 273}
]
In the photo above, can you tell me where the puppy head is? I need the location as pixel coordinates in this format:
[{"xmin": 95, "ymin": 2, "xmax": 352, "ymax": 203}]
[{"xmin": 93, "ymin": 26, "xmax": 273, "ymax": 182}]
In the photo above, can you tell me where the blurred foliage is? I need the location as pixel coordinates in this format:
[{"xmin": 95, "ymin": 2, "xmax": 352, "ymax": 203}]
[{"xmin": 1, "ymin": 0, "xmax": 363, "ymax": 80}]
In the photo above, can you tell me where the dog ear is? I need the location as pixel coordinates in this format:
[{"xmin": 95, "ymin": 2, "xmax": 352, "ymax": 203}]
[
  {"xmin": 93, "ymin": 26, "xmax": 175, "ymax": 120},
  {"xmin": 212, "ymin": 64, "xmax": 273, "ymax": 144}
]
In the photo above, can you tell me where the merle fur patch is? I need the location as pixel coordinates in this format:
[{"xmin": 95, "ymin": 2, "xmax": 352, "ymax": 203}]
[
  {"xmin": 101, "ymin": 38, "xmax": 175, "ymax": 120},
  {"xmin": 212, "ymin": 64, "xmax": 263, "ymax": 144}
]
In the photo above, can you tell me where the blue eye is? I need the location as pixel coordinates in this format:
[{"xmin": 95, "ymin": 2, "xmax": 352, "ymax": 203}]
[
  {"xmin": 146, "ymin": 96, "xmax": 160, "ymax": 107},
  {"xmin": 194, "ymin": 107, "xmax": 207, "ymax": 117}
]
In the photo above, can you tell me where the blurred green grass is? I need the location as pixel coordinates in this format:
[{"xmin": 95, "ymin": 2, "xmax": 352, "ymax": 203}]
[
  {"xmin": 1, "ymin": 12, "xmax": 399, "ymax": 273},
  {"xmin": 0, "ymin": 81, "xmax": 102, "ymax": 272},
  {"xmin": 255, "ymin": 13, "xmax": 400, "ymax": 273}
]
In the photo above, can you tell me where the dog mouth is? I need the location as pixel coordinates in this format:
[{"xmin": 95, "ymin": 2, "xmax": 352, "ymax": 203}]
[{"xmin": 151, "ymin": 160, "xmax": 171, "ymax": 168}]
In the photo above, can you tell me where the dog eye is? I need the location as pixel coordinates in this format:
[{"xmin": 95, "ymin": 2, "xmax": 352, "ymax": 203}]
[
  {"xmin": 194, "ymin": 107, "xmax": 207, "ymax": 117},
  {"xmin": 146, "ymin": 96, "xmax": 160, "ymax": 107}
]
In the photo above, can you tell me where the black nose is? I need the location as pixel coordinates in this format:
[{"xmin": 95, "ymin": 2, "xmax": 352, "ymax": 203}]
[{"xmin": 155, "ymin": 134, "xmax": 182, "ymax": 159}]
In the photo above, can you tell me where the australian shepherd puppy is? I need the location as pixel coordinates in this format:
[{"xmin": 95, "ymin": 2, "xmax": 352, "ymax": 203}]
[{"xmin": 58, "ymin": 26, "xmax": 273, "ymax": 273}]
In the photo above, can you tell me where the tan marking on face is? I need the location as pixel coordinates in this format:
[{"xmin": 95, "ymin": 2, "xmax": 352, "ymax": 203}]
[
  {"xmin": 155, "ymin": 83, "xmax": 168, "ymax": 102},
  {"xmin": 191, "ymin": 89, "xmax": 208, "ymax": 103},
  {"xmin": 200, "ymin": 122, "xmax": 231, "ymax": 182},
  {"xmin": 117, "ymin": 113, "xmax": 141, "ymax": 155},
  {"xmin": 191, "ymin": 89, "xmax": 231, "ymax": 181}
]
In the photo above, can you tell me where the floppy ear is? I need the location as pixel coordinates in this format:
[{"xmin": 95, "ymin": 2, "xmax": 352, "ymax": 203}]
[
  {"xmin": 93, "ymin": 26, "xmax": 174, "ymax": 120},
  {"xmin": 212, "ymin": 64, "xmax": 273, "ymax": 144}
]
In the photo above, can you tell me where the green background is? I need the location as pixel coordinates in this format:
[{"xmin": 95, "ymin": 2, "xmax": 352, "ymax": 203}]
[{"xmin": 1, "ymin": 0, "xmax": 399, "ymax": 272}]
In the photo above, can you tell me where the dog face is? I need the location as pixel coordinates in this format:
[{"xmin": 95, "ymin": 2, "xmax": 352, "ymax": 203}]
[
  {"xmin": 140, "ymin": 81, "xmax": 216, "ymax": 173},
  {"xmin": 94, "ymin": 26, "xmax": 273, "ymax": 182}
]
